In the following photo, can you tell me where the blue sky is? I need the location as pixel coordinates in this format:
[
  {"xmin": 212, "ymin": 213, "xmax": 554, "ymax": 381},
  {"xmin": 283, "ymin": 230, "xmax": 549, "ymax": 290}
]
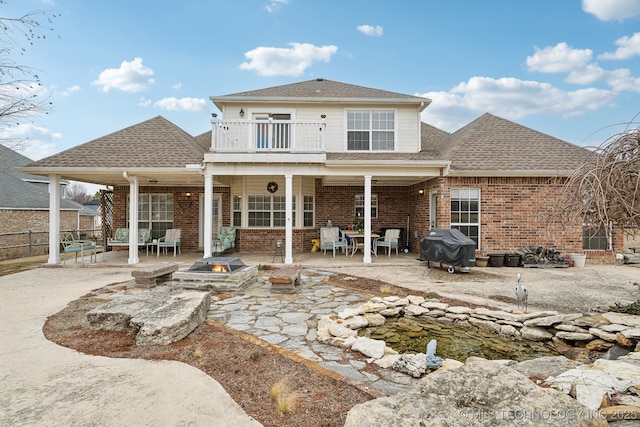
[{"xmin": 4, "ymin": 0, "xmax": 640, "ymax": 167}]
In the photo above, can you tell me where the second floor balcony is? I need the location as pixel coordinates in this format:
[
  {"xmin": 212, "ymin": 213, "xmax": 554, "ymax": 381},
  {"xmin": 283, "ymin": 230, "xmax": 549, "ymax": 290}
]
[{"xmin": 210, "ymin": 119, "xmax": 326, "ymax": 153}]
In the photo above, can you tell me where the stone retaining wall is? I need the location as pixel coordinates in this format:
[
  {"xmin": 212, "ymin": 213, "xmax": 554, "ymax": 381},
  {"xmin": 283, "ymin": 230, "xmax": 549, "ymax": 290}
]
[{"xmin": 319, "ymin": 295, "xmax": 640, "ymax": 360}]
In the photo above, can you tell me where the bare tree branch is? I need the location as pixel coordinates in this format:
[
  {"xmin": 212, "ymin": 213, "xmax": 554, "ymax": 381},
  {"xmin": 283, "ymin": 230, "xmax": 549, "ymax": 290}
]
[
  {"xmin": 0, "ymin": 1, "xmax": 59, "ymax": 148},
  {"xmin": 557, "ymin": 127, "xmax": 640, "ymax": 237},
  {"xmin": 65, "ymin": 182, "xmax": 93, "ymax": 205}
]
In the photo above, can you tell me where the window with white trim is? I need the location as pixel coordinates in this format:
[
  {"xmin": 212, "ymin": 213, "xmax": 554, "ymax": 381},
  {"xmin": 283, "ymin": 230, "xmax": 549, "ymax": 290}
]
[
  {"xmin": 248, "ymin": 195, "xmax": 296, "ymax": 227},
  {"xmin": 127, "ymin": 193, "xmax": 174, "ymax": 239},
  {"xmin": 355, "ymin": 194, "xmax": 378, "ymax": 218},
  {"xmin": 347, "ymin": 110, "xmax": 395, "ymax": 151},
  {"xmin": 450, "ymin": 188, "xmax": 480, "ymax": 248},
  {"xmin": 303, "ymin": 195, "xmax": 314, "ymax": 227},
  {"xmin": 232, "ymin": 195, "xmax": 242, "ymax": 227}
]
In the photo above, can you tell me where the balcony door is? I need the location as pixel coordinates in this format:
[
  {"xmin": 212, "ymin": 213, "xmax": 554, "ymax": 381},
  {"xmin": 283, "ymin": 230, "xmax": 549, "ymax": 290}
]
[{"xmin": 253, "ymin": 113, "xmax": 291, "ymax": 149}]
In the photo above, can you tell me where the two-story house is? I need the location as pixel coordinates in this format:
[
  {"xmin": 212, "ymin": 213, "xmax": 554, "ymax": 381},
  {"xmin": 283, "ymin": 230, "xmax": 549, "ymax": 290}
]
[{"xmin": 22, "ymin": 78, "xmax": 613, "ymax": 265}]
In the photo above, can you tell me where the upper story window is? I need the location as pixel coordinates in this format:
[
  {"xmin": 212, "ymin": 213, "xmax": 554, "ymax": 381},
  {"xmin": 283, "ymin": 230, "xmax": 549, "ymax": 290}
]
[{"xmin": 347, "ymin": 110, "xmax": 395, "ymax": 151}]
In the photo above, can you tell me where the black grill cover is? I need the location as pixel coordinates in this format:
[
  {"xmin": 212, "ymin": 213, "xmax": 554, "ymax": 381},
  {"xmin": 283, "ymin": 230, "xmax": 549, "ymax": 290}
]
[{"xmin": 419, "ymin": 229, "xmax": 476, "ymax": 268}]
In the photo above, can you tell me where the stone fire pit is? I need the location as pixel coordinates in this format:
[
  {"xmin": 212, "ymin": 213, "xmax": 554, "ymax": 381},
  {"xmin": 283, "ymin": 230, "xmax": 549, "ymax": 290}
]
[{"xmin": 171, "ymin": 256, "xmax": 258, "ymax": 292}]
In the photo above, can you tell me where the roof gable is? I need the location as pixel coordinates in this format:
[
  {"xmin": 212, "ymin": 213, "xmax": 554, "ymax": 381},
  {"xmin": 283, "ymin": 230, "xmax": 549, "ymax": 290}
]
[
  {"xmin": 211, "ymin": 78, "xmax": 431, "ymax": 109},
  {"xmin": 439, "ymin": 113, "xmax": 592, "ymax": 173},
  {"xmin": 26, "ymin": 116, "xmax": 205, "ymax": 169}
]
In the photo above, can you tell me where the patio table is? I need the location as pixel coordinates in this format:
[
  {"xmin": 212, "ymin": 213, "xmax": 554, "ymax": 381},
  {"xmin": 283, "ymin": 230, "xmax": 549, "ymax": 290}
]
[{"xmin": 341, "ymin": 231, "xmax": 379, "ymax": 256}]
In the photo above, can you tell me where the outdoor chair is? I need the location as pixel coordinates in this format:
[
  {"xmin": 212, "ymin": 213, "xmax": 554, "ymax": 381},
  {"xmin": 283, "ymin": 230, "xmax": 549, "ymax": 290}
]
[
  {"xmin": 376, "ymin": 229, "xmax": 400, "ymax": 256},
  {"xmin": 321, "ymin": 227, "xmax": 349, "ymax": 257},
  {"xmin": 157, "ymin": 228, "xmax": 181, "ymax": 257},
  {"xmin": 60, "ymin": 232, "xmax": 98, "ymax": 263}
]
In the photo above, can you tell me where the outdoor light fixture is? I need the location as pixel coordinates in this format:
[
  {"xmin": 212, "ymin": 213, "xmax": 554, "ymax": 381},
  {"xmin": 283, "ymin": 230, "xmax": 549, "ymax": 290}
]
[
  {"xmin": 177, "ymin": 192, "xmax": 194, "ymax": 210},
  {"xmin": 418, "ymin": 189, "xmax": 425, "ymax": 195},
  {"xmin": 239, "ymin": 108, "xmax": 244, "ymax": 117}
]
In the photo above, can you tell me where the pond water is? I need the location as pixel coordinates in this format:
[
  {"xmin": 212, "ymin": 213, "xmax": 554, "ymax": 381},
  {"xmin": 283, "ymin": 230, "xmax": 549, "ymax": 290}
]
[{"xmin": 359, "ymin": 316, "xmax": 558, "ymax": 362}]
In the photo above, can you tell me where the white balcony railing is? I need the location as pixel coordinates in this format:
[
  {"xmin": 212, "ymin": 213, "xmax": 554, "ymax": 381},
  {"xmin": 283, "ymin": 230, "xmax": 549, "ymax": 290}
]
[{"xmin": 210, "ymin": 119, "xmax": 326, "ymax": 153}]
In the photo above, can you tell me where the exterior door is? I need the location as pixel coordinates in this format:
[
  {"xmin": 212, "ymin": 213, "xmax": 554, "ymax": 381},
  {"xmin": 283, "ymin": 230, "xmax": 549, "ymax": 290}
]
[
  {"xmin": 198, "ymin": 194, "xmax": 222, "ymax": 247},
  {"xmin": 252, "ymin": 113, "xmax": 291, "ymax": 149},
  {"xmin": 429, "ymin": 190, "xmax": 438, "ymax": 229}
]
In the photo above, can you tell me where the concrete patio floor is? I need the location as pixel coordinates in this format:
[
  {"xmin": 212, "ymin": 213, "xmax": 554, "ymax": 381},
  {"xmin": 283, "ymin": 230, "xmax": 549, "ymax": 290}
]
[{"xmin": 88, "ymin": 248, "xmax": 640, "ymax": 314}]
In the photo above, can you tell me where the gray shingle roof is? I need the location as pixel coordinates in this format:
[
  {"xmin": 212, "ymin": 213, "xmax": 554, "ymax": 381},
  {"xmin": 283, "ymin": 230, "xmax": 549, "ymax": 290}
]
[
  {"xmin": 27, "ymin": 116, "xmax": 206, "ymax": 168},
  {"xmin": 433, "ymin": 113, "xmax": 592, "ymax": 173},
  {"xmin": 211, "ymin": 78, "xmax": 431, "ymax": 107},
  {"xmin": 0, "ymin": 145, "xmax": 80, "ymax": 210}
]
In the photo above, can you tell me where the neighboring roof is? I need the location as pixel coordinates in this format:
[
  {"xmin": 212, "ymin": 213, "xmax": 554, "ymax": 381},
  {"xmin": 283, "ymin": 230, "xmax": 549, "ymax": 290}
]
[
  {"xmin": 211, "ymin": 78, "xmax": 431, "ymax": 110},
  {"xmin": 0, "ymin": 144, "xmax": 55, "ymax": 184},
  {"xmin": 0, "ymin": 145, "xmax": 81, "ymax": 210},
  {"xmin": 25, "ymin": 116, "xmax": 206, "ymax": 169},
  {"xmin": 434, "ymin": 113, "xmax": 593, "ymax": 175}
]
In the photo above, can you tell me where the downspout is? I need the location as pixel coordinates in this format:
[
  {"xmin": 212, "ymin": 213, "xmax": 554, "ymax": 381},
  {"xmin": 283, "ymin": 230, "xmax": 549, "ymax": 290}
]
[{"xmin": 123, "ymin": 171, "xmax": 140, "ymax": 264}]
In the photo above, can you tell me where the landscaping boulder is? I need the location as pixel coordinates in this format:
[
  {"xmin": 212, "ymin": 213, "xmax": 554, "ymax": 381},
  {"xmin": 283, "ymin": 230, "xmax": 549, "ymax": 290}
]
[{"xmin": 344, "ymin": 357, "xmax": 607, "ymax": 427}]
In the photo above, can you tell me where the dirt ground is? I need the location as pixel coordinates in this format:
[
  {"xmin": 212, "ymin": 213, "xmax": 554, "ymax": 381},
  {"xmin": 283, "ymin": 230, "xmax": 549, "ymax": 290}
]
[{"xmin": 43, "ymin": 274, "xmax": 468, "ymax": 427}]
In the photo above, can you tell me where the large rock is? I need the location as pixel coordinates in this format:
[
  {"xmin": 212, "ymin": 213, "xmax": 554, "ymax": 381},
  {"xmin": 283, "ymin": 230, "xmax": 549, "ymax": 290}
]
[
  {"xmin": 87, "ymin": 288, "xmax": 211, "ymax": 346},
  {"xmin": 351, "ymin": 336, "xmax": 386, "ymax": 359},
  {"xmin": 392, "ymin": 353, "xmax": 426, "ymax": 378},
  {"xmin": 513, "ymin": 355, "xmax": 580, "ymax": 380},
  {"xmin": 344, "ymin": 358, "xmax": 607, "ymax": 427}
]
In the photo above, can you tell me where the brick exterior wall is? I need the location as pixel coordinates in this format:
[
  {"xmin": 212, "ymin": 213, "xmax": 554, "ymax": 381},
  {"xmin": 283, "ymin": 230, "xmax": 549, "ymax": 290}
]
[
  {"xmin": 407, "ymin": 176, "xmax": 620, "ymax": 264},
  {"xmin": 111, "ymin": 176, "xmax": 622, "ymax": 264}
]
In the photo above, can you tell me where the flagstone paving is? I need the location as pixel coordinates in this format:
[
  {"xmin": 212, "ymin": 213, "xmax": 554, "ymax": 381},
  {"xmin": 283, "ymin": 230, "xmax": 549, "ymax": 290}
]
[{"xmin": 206, "ymin": 269, "xmax": 419, "ymax": 396}]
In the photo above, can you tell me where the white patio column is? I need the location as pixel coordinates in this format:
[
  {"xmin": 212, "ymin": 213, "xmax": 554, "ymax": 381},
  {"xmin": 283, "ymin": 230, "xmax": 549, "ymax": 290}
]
[
  {"xmin": 285, "ymin": 174, "xmax": 293, "ymax": 264},
  {"xmin": 203, "ymin": 172, "xmax": 213, "ymax": 258},
  {"xmin": 363, "ymin": 175, "xmax": 373, "ymax": 264},
  {"xmin": 123, "ymin": 172, "xmax": 139, "ymax": 264},
  {"xmin": 47, "ymin": 174, "xmax": 61, "ymax": 264}
]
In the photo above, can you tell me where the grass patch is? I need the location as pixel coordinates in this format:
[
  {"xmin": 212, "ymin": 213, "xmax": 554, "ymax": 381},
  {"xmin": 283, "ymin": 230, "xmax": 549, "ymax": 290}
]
[
  {"xmin": 0, "ymin": 260, "xmax": 42, "ymax": 277},
  {"xmin": 269, "ymin": 377, "xmax": 301, "ymax": 415}
]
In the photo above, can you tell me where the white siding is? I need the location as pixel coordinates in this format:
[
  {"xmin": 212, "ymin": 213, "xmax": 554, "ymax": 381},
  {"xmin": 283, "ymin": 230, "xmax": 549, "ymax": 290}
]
[{"xmin": 220, "ymin": 102, "xmax": 421, "ymax": 153}]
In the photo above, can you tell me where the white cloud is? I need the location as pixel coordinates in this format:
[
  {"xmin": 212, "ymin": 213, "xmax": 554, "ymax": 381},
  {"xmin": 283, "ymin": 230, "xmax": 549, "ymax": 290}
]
[
  {"xmin": 172, "ymin": 81, "xmax": 182, "ymax": 90},
  {"xmin": 357, "ymin": 25, "xmax": 384, "ymax": 37},
  {"xmin": 55, "ymin": 85, "xmax": 82, "ymax": 97},
  {"xmin": 154, "ymin": 97, "xmax": 207, "ymax": 112},
  {"xmin": 137, "ymin": 97, "xmax": 152, "ymax": 107},
  {"xmin": 266, "ymin": 0, "xmax": 288, "ymax": 12},
  {"xmin": 419, "ymin": 76, "xmax": 616, "ymax": 132},
  {"xmin": 92, "ymin": 57, "xmax": 155, "ymax": 93},
  {"xmin": 582, "ymin": 0, "xmax": 640, "ymax": 21},
  {"xmin": 566, "ymin": 63, "xmax": 607, "ymax": 85},
  {"xmin": 239, "ymin": 43, "xmax": 338, "ymax": 77},
  {"xmin": 606, "ymin": 68, "xmax": 640, "ymax": 92},
  {"xmin": 526, "ymin": 43, "xmax": 593, "ymax": 73},
  {"xmin": 1, "ymin": 123, "xmax": 61, "ymax": 160},
  {"xmin": 599, "ymin": 32, "xmax": 640, "ymax": 60}
]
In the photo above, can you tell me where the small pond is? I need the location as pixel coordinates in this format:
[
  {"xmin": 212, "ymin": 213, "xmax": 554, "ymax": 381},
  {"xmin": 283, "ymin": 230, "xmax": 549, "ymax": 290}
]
[{"xmin": 359, "ymin": 316, "xmax": 558, "ymax": 362}]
